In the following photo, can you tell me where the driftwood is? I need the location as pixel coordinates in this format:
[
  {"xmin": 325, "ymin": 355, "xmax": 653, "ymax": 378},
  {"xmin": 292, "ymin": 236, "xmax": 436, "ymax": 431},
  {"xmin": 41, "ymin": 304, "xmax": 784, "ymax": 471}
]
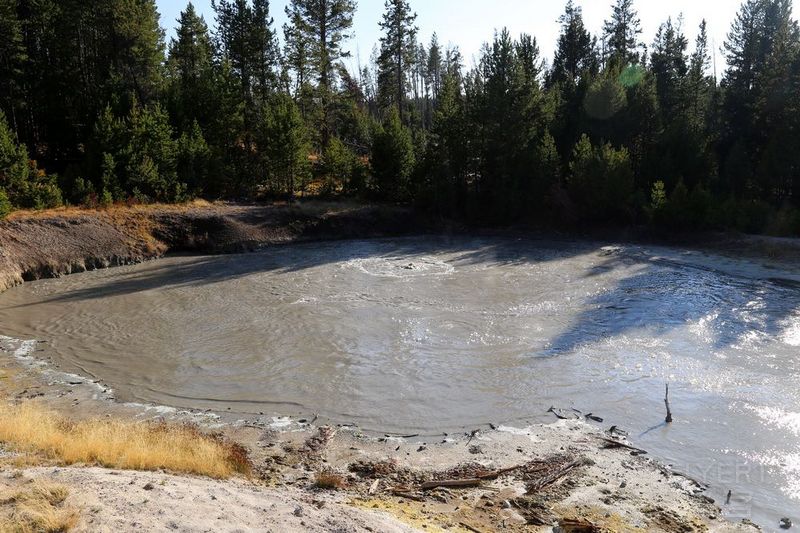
[
  {"xmin": 665, "ymin": 383, "xmax": 674, "ymax": 423},
  {"xmin": 559, "ymin": 518, "xmax": 603, "ymax": 532},
  {"xmin": 526, "ymin": 458, "xmax": 587, "ymax": 493},
  {"xmin": 547, "ymin": 406, "xmax": 580, "ymax": 420},
  {"xmin": 476, "ymin": 465, "xmax": 523, "ymax": 480},
  {"xmin": 598, "ymin": 437, "xmax": 648, "ymax": 455},
  {"xmin": 459, "ymin": 522, "xmax": 484, "ymax": 533},
  {"xmin": 390, "ymin": 485, "xmax": 424, "ymax": 501},
  {"xmin": 421, "ymin": 478, "xmax": 482, "ymax": 491},
  {"xmin": 392, "ymin": 490, "xmax": 425, "ymax": 502}
]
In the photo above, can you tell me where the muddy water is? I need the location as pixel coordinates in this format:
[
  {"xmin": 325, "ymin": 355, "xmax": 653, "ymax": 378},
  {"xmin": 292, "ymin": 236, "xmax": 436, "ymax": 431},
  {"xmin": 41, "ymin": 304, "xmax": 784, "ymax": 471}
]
[{"xmin": 1, "ymin": 236, "xmax": 799, "ymax": 526}]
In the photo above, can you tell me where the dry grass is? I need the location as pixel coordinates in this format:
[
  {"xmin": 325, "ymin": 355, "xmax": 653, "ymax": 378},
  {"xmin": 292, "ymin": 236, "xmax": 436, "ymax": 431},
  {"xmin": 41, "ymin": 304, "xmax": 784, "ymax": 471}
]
[
  {"xmin": 0, "ymin": 480, "xmax": 79, "ymax": 533},
  {"xmin": 314, "ymin": 469, "xmax": 348, "ymax": 490},
  {"xmin": 5, "ymin": 199, "xmax": 214, "ymax": 221},
  {"xmin": 0, "ymin": 402, "xmax": 251, "ymax": 479}
]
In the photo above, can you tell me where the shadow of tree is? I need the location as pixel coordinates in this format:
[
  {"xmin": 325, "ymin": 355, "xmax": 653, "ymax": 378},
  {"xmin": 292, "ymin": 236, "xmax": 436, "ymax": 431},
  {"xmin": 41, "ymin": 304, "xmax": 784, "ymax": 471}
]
[{"xmin": 544, "ymin": 248, "xmax": 800, "ymax": 357}]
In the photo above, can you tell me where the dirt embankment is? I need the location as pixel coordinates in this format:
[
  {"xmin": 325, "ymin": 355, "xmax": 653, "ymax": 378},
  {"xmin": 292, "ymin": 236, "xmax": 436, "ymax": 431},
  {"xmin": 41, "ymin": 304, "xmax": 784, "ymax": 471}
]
[{"xmin": 0, "ymin": 201, "xmax": 431, "ymax": 293}]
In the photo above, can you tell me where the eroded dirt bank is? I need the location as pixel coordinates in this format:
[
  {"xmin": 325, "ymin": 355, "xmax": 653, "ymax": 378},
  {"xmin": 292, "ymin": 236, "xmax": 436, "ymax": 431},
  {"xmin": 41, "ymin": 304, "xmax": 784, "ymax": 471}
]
[{"xmin": 0, "ymin": 201, "xmax": 431, "ymax": 293}]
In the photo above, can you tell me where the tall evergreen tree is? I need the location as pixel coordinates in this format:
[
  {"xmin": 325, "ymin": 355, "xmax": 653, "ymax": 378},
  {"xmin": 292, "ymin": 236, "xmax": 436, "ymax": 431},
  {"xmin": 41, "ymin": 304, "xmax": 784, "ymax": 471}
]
[
  {"xmin": 108, "ymin": 0, "xmax": 167, "ymax": 107},
  {"xmin": 213, "ymin": 0, "xmax": 279, "ymax": 107},
  {"xmin": 167, "ymin": 3, "xmax": 216, "ymax": 132},
  {"xmin": 550, "ymin": 1, "xmax": 597, "ymax": 86},
  {"xmin": 259, "ymin": 93, "xmax": 310, "ymax": 198},
  {"xmin": 0, "ymin": 0, "xmax": 26, "ymax": 132},
  {"xmin": 377, "ymin": 0, "xmax": 418, "ymax": 122},
  {"xmin": 251, "ymin": 0, "xmax": 279, "ymax": 99},
  {"xmin": 687, "ymin": 20, "xmax": 714, "ymax": 128},
  {"xmin": 427, "ymin": 33, "xmax": 443, "ymax": 99},
  {"xmin": 650, "ymin": 17, "xmax": 689, "ymax": 118},
  {"xmin": 283, "ymin": 3, "xmax": 313, "ymax": 98},
  {"xmin": 285, "ymin": 0, "xmax": 356, "ymax": 145},
  {"xmin": 603, "ymin": 0, "xmax": 643, "ymax": 66},
  {"xmin": 372, "ymin": 106, "xmax": 414, "ymax": 199}
]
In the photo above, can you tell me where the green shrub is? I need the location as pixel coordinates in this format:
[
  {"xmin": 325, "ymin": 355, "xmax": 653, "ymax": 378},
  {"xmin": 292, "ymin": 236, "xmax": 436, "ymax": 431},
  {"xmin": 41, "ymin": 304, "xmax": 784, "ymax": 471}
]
[
  {"xmin": 72, "ymin": 177, "xmax": 97, "ymax": 206},
  {"xmin": 100, "ymin": 189, "xmax": 114, "ymax": 207},
  {"xmin": 568, "ymin": 135, "xmax": 634, "ymax": 223},
  {"xmin": 371, "ymin": 107, "xmax": 415, "ymax": 201},
  {"xmin": 0, "ymin": 189, "xmax": 10, "ymax": 219},
  {"xmin": 322, "ymin": 137, "xmax": 354, "ymax": 195}
]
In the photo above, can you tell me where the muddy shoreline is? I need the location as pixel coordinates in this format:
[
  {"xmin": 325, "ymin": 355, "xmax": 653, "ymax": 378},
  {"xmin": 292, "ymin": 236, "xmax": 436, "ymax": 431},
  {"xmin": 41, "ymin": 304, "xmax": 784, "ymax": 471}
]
[
  {"xmin": 0, "ymin": 335, "xmax": 758, "ymax": 532},
  {"xmin": 0, "ymin": 202, "xmax": 787, "ymax": 531}
]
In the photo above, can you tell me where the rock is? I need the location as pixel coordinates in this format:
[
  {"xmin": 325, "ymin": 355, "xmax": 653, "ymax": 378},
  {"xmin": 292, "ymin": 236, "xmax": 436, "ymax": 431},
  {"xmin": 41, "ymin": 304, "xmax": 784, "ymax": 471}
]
[
  {"xmin": 142, "ymin": 482, "xmax": 154, "ymax": 491},
  {"xmin": 780, "ymin": 517, "xmax": 792, "ymax": 529},
  {"xmin": 293, "ymin": 506, "xmax": 304, "ymax": 517}
]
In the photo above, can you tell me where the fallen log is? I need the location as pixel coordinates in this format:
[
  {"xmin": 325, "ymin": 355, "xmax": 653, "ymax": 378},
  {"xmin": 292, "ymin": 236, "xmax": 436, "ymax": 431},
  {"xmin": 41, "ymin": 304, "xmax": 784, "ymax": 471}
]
[
  {"xmin": 598, "ymin": 437, "xmax": 648, "ymax": 455},
  {"xmin": 477, "ymin": 465, "xmax": 523, "ymax": 480},
  {"xmin": 420, "ymin": 478, "xmax": 482, "ymax": 491},
  {"xmin": 392, "ymin": 491, "xmax": 425, "ymax": 502},
  {"xmin": 459, "ymin": 522, "xmax": 484, "ymax": 533}
]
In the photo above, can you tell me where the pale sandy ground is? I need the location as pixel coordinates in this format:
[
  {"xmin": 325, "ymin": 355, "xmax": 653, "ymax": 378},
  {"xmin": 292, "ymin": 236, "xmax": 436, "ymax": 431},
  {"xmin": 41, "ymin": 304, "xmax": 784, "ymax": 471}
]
[
  {"xmin": 2, "ymin": 466, "xmax": 417, "ymax": 532},
  {"xmin": 1, "ymin": 420, "xmax": 761, "ymax": 532}
]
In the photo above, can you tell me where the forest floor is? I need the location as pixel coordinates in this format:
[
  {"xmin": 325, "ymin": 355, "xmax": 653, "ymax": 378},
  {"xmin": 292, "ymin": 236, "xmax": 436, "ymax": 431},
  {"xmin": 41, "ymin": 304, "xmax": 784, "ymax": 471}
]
[{"xmin": 0, "ymin": 201, "xmax": 783, "ymax": 531}]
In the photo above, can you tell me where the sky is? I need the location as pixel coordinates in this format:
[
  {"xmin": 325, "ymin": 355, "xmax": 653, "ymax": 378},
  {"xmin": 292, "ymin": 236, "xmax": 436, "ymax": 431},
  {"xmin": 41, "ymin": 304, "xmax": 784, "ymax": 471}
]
[{"xmin": 156, "ymin": 0, "xmax": 755, "ymax": 77}]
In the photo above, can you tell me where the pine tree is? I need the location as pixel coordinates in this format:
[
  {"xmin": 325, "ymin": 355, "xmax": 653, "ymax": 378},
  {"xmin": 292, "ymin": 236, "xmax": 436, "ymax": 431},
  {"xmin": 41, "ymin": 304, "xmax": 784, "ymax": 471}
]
[
  {"xmin": 753, "ymin": 0, "xmax": 800, "ymax": 200},
  {"xmin": 0, "ymin": 109, "xmax": 31, "ymax": 204},
  {"xmin": 372, "ymin": 106, "xmax": 414, "ymax": 200},
  {"xmin": 377, "ymin": 0, "xmax": 418, "ymax": 122},
  {"xmin": 176, "ymin": 120, "xmax": 212, "ymax": 195},
  {"xmin": 550, "ymin": 1, "xmax": 597, "ymax": 86},
  {"xmin": 214, "ymin": 0, "xmax": 255, "ymax": 105},
  {"xmin": 721, "ymin": 0, "xmax": 800, "ymax": 199},
  {"xmin": 687, "ymin": 20, "xmax": 714, "ymax": 128},
  {"xmin": 259, "ymin": 93, "xmax": 310, "ymax": 198},
  {"xmin": 251, "ymin": 0, "xmax": 279, "ymax": 99},
  {"xmin": 603, "ymin": 0, "xmax": 643, "ymax": 66},
  {"xmin": 0, "ymin": 109, "xmax": 62, "ymax": 209},
  {"xmin": 0, "ymin": 0, "xmax": 27, "ymax": 133},
  {"xmin": 126, "ymin": 103, "xmax": 184, "ymax": 202},
  {"xmin": 427, "ymin": 34, "xmax": 443, "ymax": 99},
  {"xmin": 285, "ymin": 0, "xmax": 356, "ymax": 145},
  {"xmin": 283, "ymin": 3, "xmax": 313, "ymax": 98},
  {"xmin": 167, "ymin": 3, "xmax": 216, "ymax": 132},
  {"xmin": 107, "ymin": 0, "xmax": 167, "ymax": 107},
  {"xmin": 568, "ymin": 134, "xmax": 634, "ymax": 222},
  {"xmin": 0, "ymin": 188, "xmax": 9, "ymax": 218},
  {"xmin": 650, "ymin": 17, "xmax": 689, "ymax": 118},
  {"xmin": 424, "ymin": 70, "xmax": 467, "ymax": 213}
]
